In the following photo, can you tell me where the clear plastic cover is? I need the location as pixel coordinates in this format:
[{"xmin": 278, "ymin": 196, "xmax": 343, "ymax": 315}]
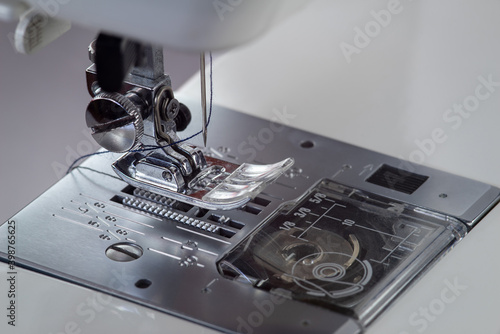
[
  {"xmin": 218, "ymin": 179, "xmax": 467, "ymax": 326},
  {"xmin": 202, "ymin": 158, "xmax": 294, "ymax": 204}
]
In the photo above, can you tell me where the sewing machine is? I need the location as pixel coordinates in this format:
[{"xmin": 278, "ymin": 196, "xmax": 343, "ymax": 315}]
[{"xmin": 1, "ymin": 1, "xmax": 500, "ymax": 333}]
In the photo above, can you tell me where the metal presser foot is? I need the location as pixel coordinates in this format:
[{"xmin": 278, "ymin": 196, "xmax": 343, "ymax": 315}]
[{"xmin": 84, "ymin": 34, "xmax": 293, "ymax": 210}]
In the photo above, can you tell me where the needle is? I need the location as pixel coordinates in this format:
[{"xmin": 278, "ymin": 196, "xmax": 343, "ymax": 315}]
[{"xmin": 200, "ymin": 52, "xmax": 207, "ymax": 147}]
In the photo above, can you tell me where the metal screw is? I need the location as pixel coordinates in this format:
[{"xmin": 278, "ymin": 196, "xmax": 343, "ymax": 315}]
[
  {"xmin": 162, "ymin": 171, "xmax": 173, "ymax": 182},
  {"xmin": 166, "ymin": 99, "xmax": 180, "ymax": 119}
]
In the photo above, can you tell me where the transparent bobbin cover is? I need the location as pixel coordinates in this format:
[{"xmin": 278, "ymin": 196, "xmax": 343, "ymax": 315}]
[{"xmin": 218, "ymin": 179, "xmax": 467, "ymax": 327}]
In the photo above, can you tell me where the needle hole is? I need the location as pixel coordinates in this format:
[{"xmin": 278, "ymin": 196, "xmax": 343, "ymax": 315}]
[
  {"xmin": 135, "ymin": 279, "xmax": 152, "ymax": 289},
  {"xmin": 300, "ymin": 140, "xmax": 314, "ymax": 149}
]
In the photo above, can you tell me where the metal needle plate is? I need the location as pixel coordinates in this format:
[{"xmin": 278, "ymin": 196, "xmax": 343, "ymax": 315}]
[{"xmin": 0, "ymin": 99, "xmax": 498, "ymax": 334}]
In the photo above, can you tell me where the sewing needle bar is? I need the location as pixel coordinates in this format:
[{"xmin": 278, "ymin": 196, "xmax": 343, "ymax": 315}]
[{"xmin": 200, "ymin": 52, "xmax": 207, "ymax": 147}]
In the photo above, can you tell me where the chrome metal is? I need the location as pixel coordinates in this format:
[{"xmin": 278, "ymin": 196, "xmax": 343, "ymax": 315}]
[
  {"xmin": 131, "ymin": 45, "xmax": 164, "ymax": 80},
  {"xmin": 105, "ymin": 242, "xmax": 144, "ymax": 262},
  {"xmin": 88, "ymin": 39, "xmax": 96, "ymax": 63},
  {"xmin": 85, "ymin": 43, "xmax": 293, "ymax": 210},
  {"xmin": 134, "ymin": 155, "xmax": 186, "ymax": 192},
  {"xmin": 85, "ymin": 92, "xmax": 144, "ymax": 152},
  {"xmin": 166, "ymin": 98, "xmax": 180, "ymax": 120}
]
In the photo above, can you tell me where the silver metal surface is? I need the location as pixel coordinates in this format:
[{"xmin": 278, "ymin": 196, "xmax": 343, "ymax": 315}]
[
  {"xmin": 132, "ymin": 46, "xmax": 164, "ymax": 80},
  {"xmin": 0, "ymin": 100, "xmax": 498, "ymax": 333},
  {"xmin": 86, "ymin": 92, "xmax": 144, "ymax": 152}
]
